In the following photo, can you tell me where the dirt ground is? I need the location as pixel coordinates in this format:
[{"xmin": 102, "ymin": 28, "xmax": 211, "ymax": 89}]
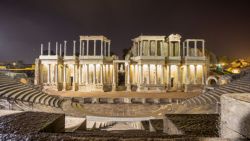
[{"xmin": 47, "ymin": 89, "xmax": 200, "ymax": 99}]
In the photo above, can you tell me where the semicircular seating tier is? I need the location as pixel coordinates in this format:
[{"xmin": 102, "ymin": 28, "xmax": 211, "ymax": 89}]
[{"xmin": 0, "ymin": 72, "xmax": 64, "ymax": 108}]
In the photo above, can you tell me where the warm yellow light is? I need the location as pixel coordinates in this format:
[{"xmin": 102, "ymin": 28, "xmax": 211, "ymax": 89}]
[{"xmin": 232, "ymin": 68, "xmax": 240, "ymax": 74}]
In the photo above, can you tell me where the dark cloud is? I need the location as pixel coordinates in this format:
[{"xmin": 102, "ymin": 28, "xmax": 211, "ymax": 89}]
[{"xmin": 0, "ymin": 0, "xmax": 250, "ymax": 63}]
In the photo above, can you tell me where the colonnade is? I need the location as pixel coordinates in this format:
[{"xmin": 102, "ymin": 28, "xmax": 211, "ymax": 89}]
[{"xmin": 183, "ymin": 39, "xmax": 205, "ymax": 57}]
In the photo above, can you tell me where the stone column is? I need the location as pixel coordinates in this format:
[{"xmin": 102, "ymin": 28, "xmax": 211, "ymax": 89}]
[
  {"xmin": 133, "ymin": 64, "xmax": 136, "ymax": 84},
  {"xmin": 101, "ymin": 40, "xmax": 103, "ymax": 56},
  {"xmin": 73, "ymin": 64, "xmax": 76, "ymax": 91},
  {"xmin": 194, "ymin": 41, "xmax": 197, "ymax": 56},
  {"xmin": 178, "ymin": 41, "xmax": 181, "ymax": 56},
  {"xmin": 108, "ymin": 65, "xmax": 110, "ymax": 84},
  {"xmin": 55, "ymin": 64, "xmax": 58, "ymax": 84},
  {"xmin": 155, "ymin": 64, "xmax": 158, "ymax": 84},
  {"xmin": 73, "ymin": 40, "xmax": 76, "ymax": 56},
  {"xmin": 183, "ymin": 42, "xmax": 185, "ymax": 56},
  {"xmin": 79, "ymin": 40, "xmax": 82, "ymax": 56},
  {"xmin": 93, "ymin": 64, "xmax": 96, "ymax": 84},
  {"xmin": 202, "ymin": 65, "xmax": 205, "ymax": 85},
  {"xmin": 56, "ymin": 42, "xmax": 58, "ymax": 55},
  {"xmin": 185, "ymin": 65, "xmax": 190, "ymax": 92},
  {"xmin": 104, "ymin": 41, "xmax": 107, "ymax": 56},
  {"xmin": 108, "ymin": 41, "xmax": 110, "ymax": 57},
  {"xmin": 194, "ymin": 65, "xmax": 197, "ymax": 84},
  {"xmin": 48, "ymin": 64, "xmax": 51, "ymax": 84},
  {"xmin": 48, "ymin": 42, "xmax": 51, "ymax": 56},
  {"xmin": 155, "ymin": 40, "xmax": 157, "ymax": 56},
  {"xmin": 186, "ymin": 41, "xmax": 189, "ymax": 56},
  {"xmin": 87, "ymin": 40, "xmax": 89, "ymax": 56},
  {"xmin": 112, "ymin": 63, "xmax": 116, "ymax": 91},
  {"xmin": 168, "ymin": 65, "xmax": 171, "ymax": 88},
  {"xmin": 140, "ymin": 41, "xmax": 143, "ymax": 56},
  {"xmin": 103, "ymin": 65, "xmax": 106, "ymax": 84},
  {"xmin": 137, "ymin": 42, "xmax": 140, "ymax": 56},
  {"xmin": 82, "ymin": 41, "xmax": 85, "ymax": 56},
  {"xmin": 100, "ymin": 64, "xmax": 103, "ymax": 85},
  {"xmin": 41, "ymin": 44, "xmax": 43, "ymax": 55},
  {"xmin": 79, "ymin": 65, "xmax": 82, "ymax": 84},
  {"xmin": 140, "ymin": 64, "xmax": 143, "ymax": 84},
  {"xmin": 160, "ymin": 41, "xmax": 163, "ymax": 56},
  {"xmin": 63, "ymin": 65, "xmax": 67, "ymax": 90},
  {"xmin": 147, "ymin": 64, "xmax": 150, "ymax": 84},
  {"xmin": 169, "ymin": 42, "xmax": 172, "ymax": 56},
  {"xmin": 126, "ymin": 63, "xmax": 131, "ymax": 91},
  {"xmin": 177, "ymin": 65, "xmax": 181, "ymax": 89},
  {"xmin": 59, "ymin": 44, "xmax": 62, "ymax": 56},
  {"xmin": 161, "ymin": 65, "xmax": 164, "ymax": 84},
  {"xmin": 64, "ymin": 41, "xmax": 67, "ymax": 56},
  {"xmin": 94, "ymin": 40, "xmax": 96, "ymax": 56},
  {"xmin": 202, "ymin": 41, "xmax": 205, "ymax": 56},
  {"xmin": 86, "ymin": 64, "xmax": 89, "ymax": 84},
  {"xmin": 148, "ymin": 40, "xmax": 150, "ymax": 56}
]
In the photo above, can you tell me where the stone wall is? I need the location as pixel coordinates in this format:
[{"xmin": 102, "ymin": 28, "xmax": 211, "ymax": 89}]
[{"xmin": 221, "ymin": 93, "xmax": 250, "ymax": 140}]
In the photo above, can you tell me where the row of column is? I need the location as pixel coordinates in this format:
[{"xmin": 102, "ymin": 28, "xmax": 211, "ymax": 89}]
[
  {"xmin": 80, "ymin": 40, "xmax": 111, "ymax": 56},
  {"xmin": 134, "ymin": 40, "xmax": 164, "ymax": 56},
  {"xmin": 183, "ymin": 40, "xmax": 205, "ymax": 57}
]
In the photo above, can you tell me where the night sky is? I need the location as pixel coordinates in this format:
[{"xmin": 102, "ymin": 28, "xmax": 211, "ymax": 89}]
[{"xmin": 0, "ymin": 0, "xmax": 250, "ymax": 63}]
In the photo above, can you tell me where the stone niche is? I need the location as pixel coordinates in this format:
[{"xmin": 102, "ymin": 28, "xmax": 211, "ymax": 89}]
[{"xmin": 221, "ymin": 93, "xmax": 250, "ymax": 140}]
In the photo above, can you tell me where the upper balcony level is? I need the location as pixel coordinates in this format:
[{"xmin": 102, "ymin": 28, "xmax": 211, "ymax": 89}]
[{"xmin": 39, "ymin": 35, "xmax": 113, "ymax": 61}]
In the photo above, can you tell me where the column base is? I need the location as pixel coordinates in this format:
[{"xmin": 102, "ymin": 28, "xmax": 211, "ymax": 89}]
[
  {"xmin": 112, "ymin": 84, "xmax": 116, "ymax": 91},
  {"xmin": 126, "ymin": 84, "xmax": 131, "ymax": 92},
  {"xmin": 62, "ymin": 82, "xmax": 67, "ymax": 91},
  {"xmin": 184, "ymin": 84, "xmax": 189, "ymax": 92}
]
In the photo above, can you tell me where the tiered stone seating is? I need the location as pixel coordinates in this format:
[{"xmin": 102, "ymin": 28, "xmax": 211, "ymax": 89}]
[
  {"xmin": 0, "ymin": 72, "xmax": 63, "ymax": 108},
  {"xmin": 184, "ymin": 70, "xmax": 250, "ymax": 106}
]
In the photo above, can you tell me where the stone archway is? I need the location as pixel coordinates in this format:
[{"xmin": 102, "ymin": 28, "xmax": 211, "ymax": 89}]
[{"xmin": 206, "ymin": 76, "xmax": 218, "ymax": 87}]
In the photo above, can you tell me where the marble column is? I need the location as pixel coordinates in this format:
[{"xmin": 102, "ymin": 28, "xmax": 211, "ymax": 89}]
[
  {"xmin": 73, "ymin": 40, "xmax": 76, "ymax": 56},
  {"xmin": 140, "ymin": 41, "xmax": 143, "ymax": 56},
  {"xmin": 103, "ymin": 65, "xmax": 106, "ymax": 83},
  {"xmin": 108, "ymin": 65, "xmax": 110, "ymax": 84},
  {"xmin": 202, "ymin": 41, "xmax": 205, "ymax": 56},
  {"xmin": 63, "ymin": 65, "xmax": 67, "ymax": 90},
  {"xmin": 148, "ymin": 40, "xmax": 150, "ymax": 56},
  {"xmin": 186, "ymin": 41, "xmax": 189, "ymax": 56},
  {"xmin": 87, "ymin": 40, "xmax": 89, "ymax": 56},
  {"xmin": 86, "ymin": 64, "xmax": 89, "ymax": 84},
  {"xmin": 186, "ymin": 65, "xmax": 189, "ymax": 84},
  {"xmin": 48, "ymin": 42, "xmax": 51, "ymax": 56},
  {"xmin": 168, "ymin": 65, "xmax": 171, "ymax": 88},
  {"xmin": 55, "ymin": 42, "xmax": 58, "ymax": 55},
  {"xmin": 160, "ymin": 41, "xmax": 163, "ymax": 56},
  {"xmin": 169, "ymin": 42, "xmax": 172, "ymax": 56},
  {"xmin": 126, "ymin": 63, "xmax": 131, "ymax": 91},
  {"xmin": 64, "ymin": 41, "xmax": 67, "ymax": 56},
  {"xmin": 161, "ymin": 65, "xmax": 164, "ymax": 84},
  {"xmin": 104, "ymin": 41, "xmax": 107, "ymax": 56},
  {"xmin": 79, "ymin": 65, "xmax": 82, "ymax": 84},
  {"xmin": 79, "ymin": 40, "xmax": 82, "ymax": 56},
  {"xmin": 133, "ymin": 64, "xmax": 136, "ymax": 84},
  {"xmin": 94, "ymin": 40, "xmax": 96, "ymax": 56},
  {"xmin": 137, "ymin": 42, "xmax": 140, "ymax": 56},
  {"xmin": 147, "ymin": 64, "xmax": 150, "ymax": 84},
  {"xmin": 177, "ymin": 65, "xmax": 181, "ymax": 89},
  {"xmin": 194, "ymin": 65, "xmax": 197, "ymax": 84},
  {"xmin": 101, "ymin": 40, "xmax": 103, "ymax": 56},
  {"xmin": 48, "ymin": 64, "xmax": 51, "ymax": 84},
  {"xmin": 155, "ymin": 64, "xmax": 158, "ymax": 84},
  {"xmin": 178, "ymin": 41, "xmax": 181, "ymax": 56},
  {"xmin": 93, "ymin": 64, "xmax": 96, "ymax": 84},
  {"xmin": 82, "ymin": 41, "xmax": 85, "ymax": 56},
  {"xmin": 72, "ymin": 64, "xmax": 76, "ymax": 91},
  {"xmin": 100, "ymin": 64, "xmax": 103, "ymax": 85},
  {"xmin": 108, "ymin": 41, "xmax": 110, "ymax": 57},
  {"xmin": 112, "ymin": 63, "xmax": 116, "ymax": 91},
  {"xmin": 183, "ymin": 42, "xmax": 185, "ymax": 56},
  {"xmin": 41, "ymin": 44, "xmax": 43, "ymax": 55},
  {"xmin": 55, "ymin": 64, "xmax": 58, "ymax": 84},
  {"xmin": 155, "ymin": 40, "xmax": 158, "ymax": 56},
  {"xmin": 202, "ymin": 65, "xmax": 205, "ymax": 85},
  {"xmin": 194, "ymin": 41, "xmax": 197, "ymax": 56}
]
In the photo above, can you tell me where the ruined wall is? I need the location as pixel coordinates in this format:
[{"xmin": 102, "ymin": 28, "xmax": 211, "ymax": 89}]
[{"xmin": 221, "ymin": 94, "xmax": 250, "ymax": 140}]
